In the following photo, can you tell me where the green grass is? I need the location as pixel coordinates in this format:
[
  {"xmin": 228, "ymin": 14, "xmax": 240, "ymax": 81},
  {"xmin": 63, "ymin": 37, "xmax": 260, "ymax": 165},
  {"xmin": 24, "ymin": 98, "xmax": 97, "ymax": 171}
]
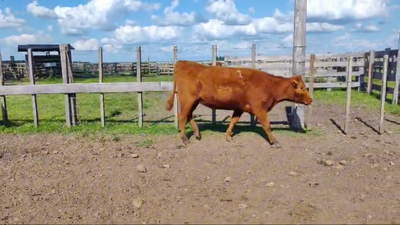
[
  {"xmin": 1, "ymin": 74, "xmax": 176, "ymax": 135},
  {"xmin": 313, "ymin": 89, "xmax": 400, "ymax": 116},
  {"xmin": 0, "ymin": 74, "xmax": 398, "ymax": 136}
]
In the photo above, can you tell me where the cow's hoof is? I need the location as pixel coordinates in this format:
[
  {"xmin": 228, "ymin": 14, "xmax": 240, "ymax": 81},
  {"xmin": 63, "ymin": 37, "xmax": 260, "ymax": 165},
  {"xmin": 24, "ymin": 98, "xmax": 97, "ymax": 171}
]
[
  {"xmin": 226, "ymin": 136, "xmax": 233, "ymax": 142},
  {"xmin": 182, "ymin": 139, "xmax": 190, "ymax": 145},
  {"xmin": 271, "ymin": 143, "xmax": 281, "ymax": 148},
  {"xmin": 195, "ymin": 134, "xmax": 201, "ymax": 140}
]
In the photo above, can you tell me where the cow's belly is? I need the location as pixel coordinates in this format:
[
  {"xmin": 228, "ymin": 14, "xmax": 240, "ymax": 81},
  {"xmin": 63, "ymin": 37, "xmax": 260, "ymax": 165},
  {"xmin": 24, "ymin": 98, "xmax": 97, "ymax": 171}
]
[{"xmin": 199, "ymin": 85, "xmax": 247, "ymax": 111}]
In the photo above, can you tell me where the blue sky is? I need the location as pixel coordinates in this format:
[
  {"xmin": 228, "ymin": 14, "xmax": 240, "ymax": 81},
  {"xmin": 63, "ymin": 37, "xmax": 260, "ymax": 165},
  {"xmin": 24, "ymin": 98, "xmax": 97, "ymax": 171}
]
[{"xmin": 0, "ymin": 0, "xmax": 399, "ymax": 63}]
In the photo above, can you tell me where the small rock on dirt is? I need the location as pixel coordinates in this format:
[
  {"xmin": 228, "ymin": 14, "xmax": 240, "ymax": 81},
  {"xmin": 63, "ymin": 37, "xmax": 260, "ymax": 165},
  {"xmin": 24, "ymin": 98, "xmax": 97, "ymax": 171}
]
[
  {"xmin": 327, "ymin": 151, "xmax": 333, "ymax": 156},
  {"xmin": 309, "ymin": 182, "xmax": 319, "ymax": 187},
  {"xmin": 389, "ymin": 162, "xmax": 394, "ymax": 166},
  {"xmin": 224, "ymin": 176, "xmax": 231, "ymax": 183},
  {"xmin": 130, "ymin": 154, "xmax": 139, "ymax": 158},
  {"xmin": 371, "ymin": 164, "xmax": 379, "ymax": 168},
  {"xmin": 339, "ymin": 160, "xmax": 347, "ymax": 165},
  {"xmin": 324, "ymin": 160, "xmax": 335, "ymax": 167},
  {"xmin": 136, "ymin": 164, "xmax": 147, "ymax": 173},
  {"xmin": 367, "ymin": 215, "xmax": 373, "ymax": 220},
  {"xmin": 162, "ymin": 164, "xmax": 170, "ymax": 168},
  {"xmin": 363, "ymin": 153, "xmax": 372, "ymax": 158},
  {"xmin": 266, "ymin": 182, "xmax": 275, "ymax": 187},
  {"xmin": 335, "ymin": 165, "xmax": 345, "ymax": 170},
  {"xmin": 289, "ymin": 171, "xmax": 299, "ymax": 176},
  {"xmin": 238, "ymin": 204, "xmax": 247, "ymax": 209},
  {"xmin": 133, "ymin": 198, "xmax": 144, "ymax": 208}
]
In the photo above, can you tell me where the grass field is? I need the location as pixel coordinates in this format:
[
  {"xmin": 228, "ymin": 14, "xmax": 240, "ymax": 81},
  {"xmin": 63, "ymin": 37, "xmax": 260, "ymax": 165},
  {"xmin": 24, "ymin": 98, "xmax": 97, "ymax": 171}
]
[{"xmin": 0, "ymin": 74, "xmax": 399, "ymax": 135}]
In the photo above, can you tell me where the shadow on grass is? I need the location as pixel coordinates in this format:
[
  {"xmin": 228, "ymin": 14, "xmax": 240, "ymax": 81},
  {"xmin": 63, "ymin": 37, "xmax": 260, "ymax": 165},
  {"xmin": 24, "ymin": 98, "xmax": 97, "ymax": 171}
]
[{"xmin": 370, "ymin": 91, "xmax": 394, "ymax": 104}]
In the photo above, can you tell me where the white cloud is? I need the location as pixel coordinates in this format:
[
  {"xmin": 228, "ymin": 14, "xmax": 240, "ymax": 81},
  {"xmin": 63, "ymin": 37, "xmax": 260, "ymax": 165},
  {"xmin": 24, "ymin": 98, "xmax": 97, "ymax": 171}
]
[
  {"xmin": 47, "ymin": 25, "xmax": 53, "ymax": 32},
  {"xmin": 73, "ymin": 38, "xmax": 99, "ymax": 51},
  {"xmin": 386, "ymin": 31, "xmax": 399, "ymax": 48},
  {"xmin": 331, "ymin": 33, "xmax": 380, "ymax": 51},
  {"xmin": 350, "ymin": 23, "xmax": 380, "ymax": 32},
  {"xmin": 273, "ymin": 9, "xmax": 292, "ymax": 22},
  {"xmin": 151, "ymin": 0, "xmax": 207, "ymax": 26},
  {"xmin": 193, "ymin": 16, "xmax": 343, "ymax": 41},
  {"xmin": 27, "ymin": 1, "xmax": 58, "ymax": 19},
  {"xmin": 249, "ymin": 7, "xmax": 255, "ymax": 14},
  {"xmin": 26, "ymin": 0, "xmax": 161, "ymax": 35},
  {"xmin": 206, "ymin": 0, "xmax": 252, "ymax": 25},
  {"xmin": 102, "ymin": 24, "xmax": 183, "ymax": 44},
  {"xmin": 307, "ymin": 0, "xmax": 389, "ymax": 24},
  {"xmin": 193, "ymin": 19, "xmax": 257, "ymax": 40},
  {"xmin": 0, "ymin": 8, "xmax": 25, "ymax": 28},
  {"xmin": 103, "ymin": 44, "xmax": 124, "ymax": 54},
  {"xmin": 282, "ymin": 34, "xmax": 293, "ymax": 46},
  {"xmin": 1, "ymin": 32, "xmax": 52, "ymax": 45},
  {"xmin": 125, "ymin": 20, "xmax": 136, "ymax": 26},
  {"xmin": 306, "ymin": 22, "xmax": 344, "ymax": 33}
]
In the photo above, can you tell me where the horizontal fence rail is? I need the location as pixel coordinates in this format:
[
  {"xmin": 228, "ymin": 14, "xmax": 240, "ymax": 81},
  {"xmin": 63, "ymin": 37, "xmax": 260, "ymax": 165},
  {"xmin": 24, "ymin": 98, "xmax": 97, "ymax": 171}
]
[
  {"xmin": 0, "ymin": 42, "xmax": 399, "ymax": 130},
  {"xmin": 0, "ymin": 81, "xmax": 362, "ymax": 96}
]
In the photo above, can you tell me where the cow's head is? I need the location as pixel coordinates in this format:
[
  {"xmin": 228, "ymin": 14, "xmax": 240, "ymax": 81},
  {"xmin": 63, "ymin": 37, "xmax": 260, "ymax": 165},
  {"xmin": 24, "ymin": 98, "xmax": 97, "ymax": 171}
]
[{"xmin": 290, "ymin": 75, "xmax": 313, "ymax": 105}]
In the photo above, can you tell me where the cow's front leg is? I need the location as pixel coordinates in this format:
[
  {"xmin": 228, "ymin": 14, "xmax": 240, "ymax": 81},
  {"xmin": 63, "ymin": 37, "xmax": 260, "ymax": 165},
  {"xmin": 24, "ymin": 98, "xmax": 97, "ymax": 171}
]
[
  {"xmin": 253, "ymin": 110, "xmax": 281, "ymax": 148},
  {"xmin": 226, "ymin": 110, "xmax": 243, "ymax": 141}
]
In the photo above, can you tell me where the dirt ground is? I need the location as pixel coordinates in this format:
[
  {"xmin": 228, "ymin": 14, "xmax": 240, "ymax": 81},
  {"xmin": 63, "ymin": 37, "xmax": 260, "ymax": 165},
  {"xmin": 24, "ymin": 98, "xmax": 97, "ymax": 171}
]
[{"xmin": 0, "ymin": 100, "xmax": 399, "ymax": 224}]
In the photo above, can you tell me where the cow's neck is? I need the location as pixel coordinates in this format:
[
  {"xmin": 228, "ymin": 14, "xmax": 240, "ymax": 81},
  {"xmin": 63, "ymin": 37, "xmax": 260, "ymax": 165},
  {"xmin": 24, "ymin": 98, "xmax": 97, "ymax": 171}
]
[{"xmin": 270, "ymin": 76, "xmax": 295, "ymax": 103}]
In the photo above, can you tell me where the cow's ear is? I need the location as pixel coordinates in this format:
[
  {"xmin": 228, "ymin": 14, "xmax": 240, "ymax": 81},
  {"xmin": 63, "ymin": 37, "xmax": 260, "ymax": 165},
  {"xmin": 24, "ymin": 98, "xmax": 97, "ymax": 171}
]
[{"xmin": 292, "ymin": 78, "xmax": 299, "ymax": 88}]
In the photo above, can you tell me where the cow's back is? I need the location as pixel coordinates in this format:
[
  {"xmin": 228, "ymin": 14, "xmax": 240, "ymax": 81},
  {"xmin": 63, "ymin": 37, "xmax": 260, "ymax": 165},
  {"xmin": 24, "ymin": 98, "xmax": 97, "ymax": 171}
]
[{"xmin": 175, "ymin": 61, "xmax": 263, "ymax": 110}]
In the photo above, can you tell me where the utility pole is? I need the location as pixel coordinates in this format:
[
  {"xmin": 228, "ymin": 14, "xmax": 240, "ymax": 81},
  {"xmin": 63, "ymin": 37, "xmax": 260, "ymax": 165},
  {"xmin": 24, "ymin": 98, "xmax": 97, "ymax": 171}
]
[{"xmin": 290, "ymin": 0, "xmax": 307, "ymax": 131}]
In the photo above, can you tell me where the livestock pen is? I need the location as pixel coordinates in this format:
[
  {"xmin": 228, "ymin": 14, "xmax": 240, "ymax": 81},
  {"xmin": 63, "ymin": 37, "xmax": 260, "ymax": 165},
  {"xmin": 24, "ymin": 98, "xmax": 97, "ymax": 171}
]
[
  {"xmin": 0, "ymin": 43, "xmax": 400, "ymax": 134},
  {"xmin": 1, "ymin": 43, "xmax": 400, "ymax": 224}
]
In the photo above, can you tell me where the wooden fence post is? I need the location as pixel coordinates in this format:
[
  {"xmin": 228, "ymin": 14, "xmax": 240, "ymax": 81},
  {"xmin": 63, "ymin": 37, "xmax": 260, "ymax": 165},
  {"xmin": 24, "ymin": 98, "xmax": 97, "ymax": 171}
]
[
  {"xmin": 27, "ymin": 48, "xmax": 39, "ymax": 128},
  {"xmin": 250, "ymin": 43, "xmax": 256, "ymax": 127},
  {"xmin": 66, "ymin": 46, "xmax": 79, "ymax": 125},
  {"xmin": 137, "ymin": 46, "xmax": 143, "ymax": 128},
  {"xmin": 98, "ymin": 47, "xmax": 105, "ymax": 127},
  {"xmin": 367, "ymin": 50, "xmax": 375, "ymax": 95},
  {"xmin": 59, "ymin": 44, "xmax": 72, "ymax": 127},
  {"xmin": 308, "ymin": 54, "xmax": 316, "ymax": 128},
  {"xmin": 344, "ymin": 56, "xmax": 353, "ymax": 134},
  {"xmin": 392, "ymin": 34, "xmax": 400, "ymax": 105},
  {"xmin": 0, "ymin": 51, "xmax": 8, "ymax": 126},
  {"xmin": 173, "ymin": 45, "xmax": 179, "ymax": 129},
  {"xmin": 379, "ymin": 54, "xmax": 389, "ymax": 134},
  {"xmin": 291, "ymin": 0, "xmax": 307, "ymax": 130},
  {"xmin": 211, "ymin": 44, "xmax": 217, "ymax": 125}
]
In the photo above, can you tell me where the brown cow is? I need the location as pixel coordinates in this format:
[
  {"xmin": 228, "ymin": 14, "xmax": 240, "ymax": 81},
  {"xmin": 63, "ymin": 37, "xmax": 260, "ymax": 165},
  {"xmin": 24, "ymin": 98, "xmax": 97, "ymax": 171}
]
[{"xmin": 165, "ymin": 60, "xmax": 312, "ymax": 148}]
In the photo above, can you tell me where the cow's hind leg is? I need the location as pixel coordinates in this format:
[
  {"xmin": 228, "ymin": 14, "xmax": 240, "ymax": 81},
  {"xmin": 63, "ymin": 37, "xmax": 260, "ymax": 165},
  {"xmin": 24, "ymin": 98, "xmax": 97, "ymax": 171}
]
[
  {"xmin": 253, "ymin": 109, "xmax": 281, "ymax": 148},
  {"xmin": 188, "ymin": 101, "xmax": 201, "ymax": 140},
  {"xmin": 226, "ymin": 110, "xmax": 243, "ymax": 142},
  {"xmin": 178, "ymin": 98, "xmax": 198, "ymax": 145}
]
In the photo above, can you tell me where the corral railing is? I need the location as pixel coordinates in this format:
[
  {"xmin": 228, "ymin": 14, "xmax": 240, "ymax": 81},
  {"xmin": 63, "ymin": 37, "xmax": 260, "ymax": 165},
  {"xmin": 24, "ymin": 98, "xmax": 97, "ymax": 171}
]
[
  {"xmin": 364, "ymin": 48, "xmax": 400, "ymax": 104},
  {"xmin": 0, "ymin": 43, "xmax": 399, "ymax": 130}
]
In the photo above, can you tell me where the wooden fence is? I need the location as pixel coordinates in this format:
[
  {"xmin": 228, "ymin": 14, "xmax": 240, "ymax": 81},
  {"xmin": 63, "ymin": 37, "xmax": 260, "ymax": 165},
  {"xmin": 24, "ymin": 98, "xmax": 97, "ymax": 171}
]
[
  {"xmin": 0, "ymin": 43, "xmax": 398, "ymax": 130},
  {"xmin": 364, "ymin": 48, "xmax": 400, "ymax": 104}
]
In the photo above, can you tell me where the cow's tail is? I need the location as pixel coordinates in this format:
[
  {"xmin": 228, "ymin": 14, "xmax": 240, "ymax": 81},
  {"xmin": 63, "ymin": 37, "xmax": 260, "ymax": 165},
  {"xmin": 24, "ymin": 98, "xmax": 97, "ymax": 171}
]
[{"xmin": 165, "ymin": 69, "xmax": 177, "ymax": 111}]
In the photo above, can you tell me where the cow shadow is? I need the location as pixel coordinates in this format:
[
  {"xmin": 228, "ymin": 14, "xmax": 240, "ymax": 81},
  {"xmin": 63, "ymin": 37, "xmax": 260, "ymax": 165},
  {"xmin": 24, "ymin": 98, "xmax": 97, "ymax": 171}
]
[{"xmin": 187, "ymin": 121, "xmax": 306, "ymax": 142}]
